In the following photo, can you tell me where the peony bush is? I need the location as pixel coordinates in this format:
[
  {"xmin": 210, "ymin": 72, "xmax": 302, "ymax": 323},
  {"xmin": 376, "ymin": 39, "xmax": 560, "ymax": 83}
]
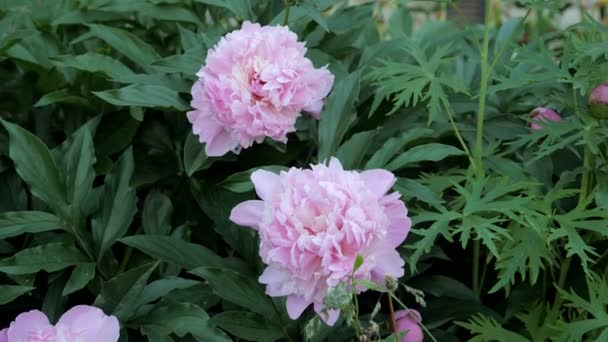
[{"xmin": 0, "ymin": 1, "xmax": 607, "ymax": 341}]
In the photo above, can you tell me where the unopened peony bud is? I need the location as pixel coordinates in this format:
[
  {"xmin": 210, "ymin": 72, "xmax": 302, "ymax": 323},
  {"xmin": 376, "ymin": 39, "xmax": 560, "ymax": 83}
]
[
  {"xmin": 589, "ymin": 83, "xmax": 608, "ymax": 120},
  {"xmin": 529, "ymin": 107, "xmax": 561, "ymax": 131},
  {"xmin": 394, "ymin": 310, "xmax": 424, "ymax": 342}
]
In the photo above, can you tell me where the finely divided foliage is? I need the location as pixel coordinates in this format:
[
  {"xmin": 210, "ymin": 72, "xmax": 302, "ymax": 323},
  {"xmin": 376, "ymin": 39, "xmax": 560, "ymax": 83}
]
[{"xmin": 0, "ymin": 1, "xmax": 608, "ymax": 342}]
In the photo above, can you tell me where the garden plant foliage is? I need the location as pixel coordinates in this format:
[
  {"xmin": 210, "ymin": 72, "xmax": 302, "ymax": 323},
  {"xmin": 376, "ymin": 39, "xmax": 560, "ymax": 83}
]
[{"xmin": 1, "ymin": 0, "xmax": 608, "ymax": 341}]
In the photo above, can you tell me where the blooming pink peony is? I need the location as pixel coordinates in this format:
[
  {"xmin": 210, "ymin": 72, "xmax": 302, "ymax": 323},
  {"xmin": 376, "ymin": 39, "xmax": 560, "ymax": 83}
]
[
  {"xmin": 529, "ymin": 107, "xmax": 561, "ymax": 131},
  {"xmin": 230, "ymin": 158, "xmax": 411, "ymax": 325},
  {"xmin": 395, "ymin": 309, "xmax": 424, "ymax": 342},
  {"xmin": 187, "ymin": 21, "xmax": 335, "ymax": 157},
  {"xmin": 0, "ymin": 305, "xmax": 119, "ymax": 342}
]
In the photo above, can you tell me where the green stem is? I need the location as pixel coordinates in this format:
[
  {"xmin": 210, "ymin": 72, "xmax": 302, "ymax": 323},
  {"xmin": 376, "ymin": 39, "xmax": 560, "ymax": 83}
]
[
  {"xmin": 474, "ymin": 0, "xmax": 493, "ymax": 178},
  {"xmin": 472, "ymin": 240, "xmax": 481, "ymax": 295},
  {"xmin": 283, "ymin": 0, "xmax": 291, "ymax": 26},
  {"xmin": 554, "ymin": 145, "xmax": 593, "ymax": 307},
  {"xmin": 387, "ymin": 294, "xmax": 396, "ymax": 336},
  {"xmin": 353, "ymin": 292, "xmax": 361, "ymax": 338},
  {"xmin": 445, "ymin": 103, "xmax": 475, "ymax": 169}
]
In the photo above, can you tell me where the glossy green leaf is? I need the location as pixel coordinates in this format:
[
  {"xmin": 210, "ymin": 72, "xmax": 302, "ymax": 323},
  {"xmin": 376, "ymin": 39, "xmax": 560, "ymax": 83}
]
[
  {"xmin": 335, "ymin": 130, "xmax": 376, "ymax": 170},
  {"xmin": 34, "ymin": 89, "xmax": 89, "ymax": 107}
]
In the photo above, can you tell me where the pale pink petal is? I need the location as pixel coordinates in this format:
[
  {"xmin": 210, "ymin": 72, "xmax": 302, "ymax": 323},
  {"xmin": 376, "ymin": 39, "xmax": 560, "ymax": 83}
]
[
  {"xmin": 361, "ymin": 169, "xmax": 396, "ymax": 197},
  {"xmin": 327, "ymin": 157, "xmax": 344, "ymax": 173},
  {"xmin": 251, "ymin": 170, "xmax": 279, "ymax": 201},
  {"xmin": 56, "ymin": 305, "xmax": 119, "ymax": 342},
  {"xmin": 383, "ymin": 197, "xmax": 412, "ymax": 248},
  {"xmin": 7, "ymin": 310, "xmax": 53, "ymax": 341},
  {"xmin": 286, "ymin": 295, "xmax": 311, "ymax": 320},
  {"xmin": 205, "ymin": 129, "xmax": 239, "ymax": 157},
  {"xmin": 0, "ymin": 328, "xmax": 7, "ymax": 342},
  {"xmin": 313, "ymin": 302, "xmax": 340, "ymax": 326},
  {"xmin": 230, "ymin": 200, "xmax": 264, "ymax": 230}
]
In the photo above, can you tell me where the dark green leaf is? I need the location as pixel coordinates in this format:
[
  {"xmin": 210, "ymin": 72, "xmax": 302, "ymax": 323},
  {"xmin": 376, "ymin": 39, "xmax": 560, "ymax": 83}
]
[
  {"xmin": 365, "ymin": 128, "xmax": 434, "ymax": 169},
  {"xmin": 93, "ymin": 84, "xmax": 188, "ymax": 111},
  {"xmin": 50, "ymin": 53, "xmax": 134, "ymax": 78},
  {"xmin": 190, "ymin": 267, "xmax": 278, "ymax": 320},
  {"xmin": 92, "ymin": 148, "xmax": 137, "ymax": 259},
  {"xmin": 194, "ymin": 0, "xmax": 253, "ymax": 19},
  {"xmin": 143, "ymin": 191, "xmax": 173, "ymax": 235},
  {"xmin": 220, "ymin": 166, "xmax": 287, "ymax": 193},
  {"xmin": 318, "ymin": 71, "xmax": 361, "ymax": 161},
  {"xmin": 120, "ymin": 235, "xmax": 226, "ymax": 270},
  {"xmin": 0, "ymin": 243, "xmax": 88, "ymax": 275},
  {"xmin": 0, "ymin": 211, "xmax": 64, "ymax": 239},
  {"xmin": 138, "ymin": 303, "xmax": 230, "ymax": 342},
  {"xmin": 335, "ymin": 130, "xmax": 376, "ymax": 170},
  {"xmin": 0, "ymin": 285, "xmax": 34, "ymax": 305},
  {"xmin": 385, "ymin": 143, "xmax": 465, "ymax": 171},
  {"xmin": 1, "ymin": 119, "xmax": 66, "ymax": 211},
  {"xmin": 87, "ymin": 24, "xmax": 160, "ymax": 67},
  {"xmin": 34, "ymin": 89, "xmax": 89, "ymax": 107},
  {"xmin": 183, "ymin": 132, "xmax": 208, "ymax": 177},
  {"xmin": 62, "ymin": 263, "xmax": 96, "ymax": 295},
  {"xmin": 94, "ymin": 262, "xmax": 158, "ymax": 321},
  {"xmin": 211, "ymin": 311, "xmax": 284, "ymax": 342}
]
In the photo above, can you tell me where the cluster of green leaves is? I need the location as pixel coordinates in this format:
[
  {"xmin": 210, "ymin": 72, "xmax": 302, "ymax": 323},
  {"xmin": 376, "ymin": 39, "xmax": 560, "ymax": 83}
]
[{"xmin": 1, "ymin": 0, "xmax": 608, "ymax": 341}]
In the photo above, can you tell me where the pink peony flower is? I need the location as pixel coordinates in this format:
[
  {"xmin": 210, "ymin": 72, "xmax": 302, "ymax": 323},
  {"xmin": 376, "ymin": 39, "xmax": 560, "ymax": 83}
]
[
  {"xmin": 230, "ymin": 158, "xmax": 411, "ymax": 325},
  {"xmin": 589, "ymin": 83, "xmax": 608, "ymax": 119},
  {"xmin": 529, "ymin": 107, "xmax": 561, "ymax": 131},
  {"xmin": 395, "ymin": 309, "xmax": 424, "ymax": 342},
  {"xmin": 187, "ymin": 21, "xmax": 335, "ymax": 157},
  {"xmin": 0, "ymin": 305, "xmax": 119, "ymax": 342}
]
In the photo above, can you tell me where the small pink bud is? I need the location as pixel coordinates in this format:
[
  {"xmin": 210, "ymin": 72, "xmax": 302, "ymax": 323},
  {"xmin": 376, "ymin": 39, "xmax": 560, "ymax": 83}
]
[
  {"xmin": 395, "ymin": 310, "xmax": 424, "ymax": 342},
  {"xmin": 529, "ymin": 107, "xmax": 561, "ymax": 131},
  {"xmin": 589, "ymin": 83, "xmax": 608, "ymax": 120}
]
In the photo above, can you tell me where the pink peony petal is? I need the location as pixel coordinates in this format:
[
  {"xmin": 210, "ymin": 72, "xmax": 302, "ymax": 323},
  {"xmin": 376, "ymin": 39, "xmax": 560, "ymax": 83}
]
[
  {"xmin": 360, "ymin": 169, "xmax": 396, "ymax": 197},
  {"xmin": 313, "ymin": 302, "xmax": 340, "ymax": 326},
  {"xmin": 7, "ymin": 310, "xmax": 53, "ymax": 341},
  {"xmin": 286, "ymin": 295, "xmax": 311, "ymax": 320},
  {"xmin": 0, "ymin": 328, "xmax": 7, "ymax": 342},
  {"xmin": 251, "ymin": 170, "xmax": 279, "ymax": 201},
  {"xmin": 205, "ymin": 129, "xmax": 239, "ymax": 157},
  {"xmin": 56, "ymin": 305, "xmax": 119, "ymax": 342},
  {"xmin": 230, "ymin": 200, "xmax": 264, "ymax": 230}
]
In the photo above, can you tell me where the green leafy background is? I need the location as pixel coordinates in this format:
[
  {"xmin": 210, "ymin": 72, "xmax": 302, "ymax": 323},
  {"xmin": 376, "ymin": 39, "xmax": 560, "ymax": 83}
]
[{"xmin": 1, "ymin": 0, "xmax": 608, "ymax": 341}]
